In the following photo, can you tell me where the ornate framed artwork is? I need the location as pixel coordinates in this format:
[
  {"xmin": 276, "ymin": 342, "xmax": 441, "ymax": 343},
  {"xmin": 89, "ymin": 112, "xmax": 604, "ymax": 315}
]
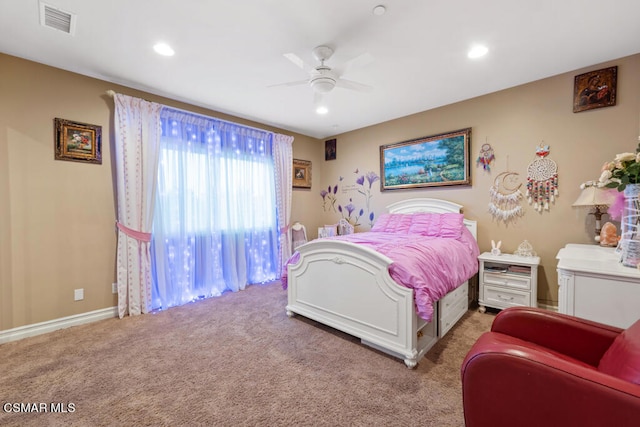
[
  {"xmin": 325, "ymin": 138, "xmax": 336, "ymax": 161},
  {"xmin": 380, "ymin": 128, "xmax": 471, "ymax": 191},
  {"xmin": 293, "ymin": 159, "xmax": 312, "ymax": 189},
  {"xmin": 573, "ymin": 66, "xmax": 617, "ymax": 113},
  {"xmin": 54, "ymin": 118, "xmax": 102, "ymax": 164}
]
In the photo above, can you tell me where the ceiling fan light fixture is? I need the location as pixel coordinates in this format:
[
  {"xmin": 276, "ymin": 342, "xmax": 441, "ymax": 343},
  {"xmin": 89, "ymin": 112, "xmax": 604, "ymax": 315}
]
[{"xmin": 310, "ymin": 76, "xmax": 336, "ymax": 93}]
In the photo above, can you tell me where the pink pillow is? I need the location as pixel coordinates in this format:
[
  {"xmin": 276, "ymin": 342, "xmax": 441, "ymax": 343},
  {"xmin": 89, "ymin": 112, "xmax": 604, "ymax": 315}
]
[
  {"xmin": 408, "ymin": 213, "xmax": 464, "ymax": 238},
  {"xmin": 598, "ymin": 319, "xmax": 640, "ymax": 384},
  {"xmin": 370, "ymin": 213, "xmax": 391, "ymax": 232},
  {"xmin": 370, "ymin": 213, "xmax": 412, "ymax": 233}
]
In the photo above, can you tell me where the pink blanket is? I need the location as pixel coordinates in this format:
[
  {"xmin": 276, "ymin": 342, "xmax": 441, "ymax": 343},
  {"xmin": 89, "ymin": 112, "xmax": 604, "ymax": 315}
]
[{"xmin": 283, "ymin": 227, "xmax": 479, "ymax": 322}]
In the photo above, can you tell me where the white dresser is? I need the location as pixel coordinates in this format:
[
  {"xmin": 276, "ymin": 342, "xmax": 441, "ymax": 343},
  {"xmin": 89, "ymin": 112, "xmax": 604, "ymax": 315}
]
[{"xmin": 556, "ymin": 244, "xmax": 640, "ymax": 328}]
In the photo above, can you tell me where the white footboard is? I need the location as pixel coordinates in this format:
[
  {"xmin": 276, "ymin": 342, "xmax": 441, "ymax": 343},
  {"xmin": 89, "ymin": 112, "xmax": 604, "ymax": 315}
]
[
  {"xmin": 286, "ymin": 198, "xmax": 475, "ymax": 368},
  {"xmin": 286, "ymin": 239, "xmax": 436, "ymax": 368}
]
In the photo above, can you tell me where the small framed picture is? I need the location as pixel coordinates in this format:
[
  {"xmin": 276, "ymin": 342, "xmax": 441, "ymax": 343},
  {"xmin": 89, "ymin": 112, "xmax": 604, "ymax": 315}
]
[
  {"xmin": 54, "ymin": 118, "xmax": 102, "ymax": 164},
  {"xmin": 325, "ymin": 138, "xmax": 336, "ymax": 161},
  {"xmin": 573, "ymin": 66, "xmax": 617, "ymax": 113},
  {"xmin": 293, "ymin": 159, "xmax": 312, "ymax": 189}
]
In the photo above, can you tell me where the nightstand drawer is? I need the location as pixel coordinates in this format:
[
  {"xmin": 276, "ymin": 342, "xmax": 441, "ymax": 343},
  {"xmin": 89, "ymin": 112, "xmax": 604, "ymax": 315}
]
[
  {"xmin": 483, "ymin": 272, "xmax": 531, "ymax": 290},
  {"xmin": 483, "ymin": 285, "xmax": 531, "ymax": 308}
]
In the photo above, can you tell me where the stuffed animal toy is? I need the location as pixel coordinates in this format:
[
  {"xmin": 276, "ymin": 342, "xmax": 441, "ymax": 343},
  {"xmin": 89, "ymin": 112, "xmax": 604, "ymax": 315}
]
[{"xmin": 491, "ymin": 240, "xmax": 502, "ymax": 255}]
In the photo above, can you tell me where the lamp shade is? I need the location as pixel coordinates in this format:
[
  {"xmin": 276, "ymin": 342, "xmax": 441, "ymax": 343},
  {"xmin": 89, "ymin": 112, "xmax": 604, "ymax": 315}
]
[{"xmin": 572, "ymin": 184, "xmax": 617, "ymax": 207}]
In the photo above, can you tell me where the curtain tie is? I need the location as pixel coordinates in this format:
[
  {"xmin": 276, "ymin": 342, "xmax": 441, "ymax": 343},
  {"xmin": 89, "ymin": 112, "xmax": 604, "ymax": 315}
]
[
  {"xmin": 280, "ymin": 224, "xmax": 290, "ymax": 234},
  {"xmin": 116, "ymin": 221, "xmax": 152, "ymax": 242}
]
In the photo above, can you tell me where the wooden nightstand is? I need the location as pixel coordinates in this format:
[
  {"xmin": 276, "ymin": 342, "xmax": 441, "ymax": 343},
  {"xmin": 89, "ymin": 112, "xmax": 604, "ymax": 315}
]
[{"xmin": 478, "ymin": 252, "xmax": 540, "ymax": 313}]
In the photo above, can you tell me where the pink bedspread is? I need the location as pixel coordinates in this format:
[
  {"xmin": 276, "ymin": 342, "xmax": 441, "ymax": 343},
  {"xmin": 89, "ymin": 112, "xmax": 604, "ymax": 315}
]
[{"xmin": 283, "ymin": 227, "xmax": 479, "ymax": 322}]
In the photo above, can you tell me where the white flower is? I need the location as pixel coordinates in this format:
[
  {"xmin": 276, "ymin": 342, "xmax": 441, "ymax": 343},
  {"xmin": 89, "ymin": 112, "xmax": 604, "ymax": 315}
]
[
  {"xmin": 615, "ymin": 152, "xmax": 636, "ymax": 162},
  {"xmin": 602, "ymin": 161, "xmax": 614, "ymax": 172},
  {"xmin": 599, "ymin": 169, "xmax": 613, "ymax": 184}
]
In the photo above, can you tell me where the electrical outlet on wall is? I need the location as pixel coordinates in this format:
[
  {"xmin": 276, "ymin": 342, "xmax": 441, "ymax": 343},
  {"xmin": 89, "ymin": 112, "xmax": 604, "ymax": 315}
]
[
  {"xmin": 112, "ymin": 283, "xmax": 118, "ymax": 294},
  {"xmin": 74, "ymin": 288, "xmax": 84, "ymax": 301}
]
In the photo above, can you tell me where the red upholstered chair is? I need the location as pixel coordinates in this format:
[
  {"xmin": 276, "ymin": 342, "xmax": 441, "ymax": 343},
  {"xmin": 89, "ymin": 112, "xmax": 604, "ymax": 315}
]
[{"xmin": 461, "ymin": 307, "xmax": 640, "ymax": 427}]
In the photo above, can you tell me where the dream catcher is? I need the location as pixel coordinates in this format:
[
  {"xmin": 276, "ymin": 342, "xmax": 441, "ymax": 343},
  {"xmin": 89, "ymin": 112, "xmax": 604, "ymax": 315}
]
[
  {"xmin": 489, "ymin": 171, "xmax": 524, "ymax": 224},
  {"xmin": 476, "ymin": 143, "xmax": 495, "ymax": 172},
  {"xmin": 526, "ymin": 144, "xmax": 559, "ymax": 212}
]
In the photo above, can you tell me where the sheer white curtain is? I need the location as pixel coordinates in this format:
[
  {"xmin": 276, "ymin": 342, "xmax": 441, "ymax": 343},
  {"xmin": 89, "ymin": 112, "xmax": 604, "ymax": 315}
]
[
  {"xmin": 150, "ymin": 108, "xmax": 279, "ymax": 310},
  {"xmin": 273, "ymin": 133, "xmax": 294, "ymax": 275},
  {"xmin": 113, "ymin": 93, "xmax": 162, "ymax": 318}
]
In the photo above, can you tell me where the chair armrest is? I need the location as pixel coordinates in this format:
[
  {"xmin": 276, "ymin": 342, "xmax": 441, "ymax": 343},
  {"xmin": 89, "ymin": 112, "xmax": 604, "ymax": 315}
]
[
  {"xmin": 490, "ymin": 307, "xmax": 623, "ymax": 366},
  {"xmin": 462, "ymin": 332, "xmax": 640, "ymax": 427}
]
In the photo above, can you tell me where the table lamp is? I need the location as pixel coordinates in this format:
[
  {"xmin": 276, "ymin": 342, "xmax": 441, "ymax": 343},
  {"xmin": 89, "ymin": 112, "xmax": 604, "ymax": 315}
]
[{"xmin": 572, "ymin": 181, "xmax": 617, "ymax": 243}]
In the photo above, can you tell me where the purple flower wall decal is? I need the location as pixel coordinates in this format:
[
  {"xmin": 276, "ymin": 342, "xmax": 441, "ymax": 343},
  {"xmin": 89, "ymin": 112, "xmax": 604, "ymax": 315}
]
[
  {"xmin": 320, "ymin": 170, "xmax": 379, "ymax": 227},
  {"xmin": 320, "ymin": 189, "xmax": 329, "ymax": 211},
  {"xmin": 366, "ymin": 171, "xmax": 380, "ymax": 188},
  {"xmin": 320, "ymin": 185, "xmax": 338, "ymax": 212}
]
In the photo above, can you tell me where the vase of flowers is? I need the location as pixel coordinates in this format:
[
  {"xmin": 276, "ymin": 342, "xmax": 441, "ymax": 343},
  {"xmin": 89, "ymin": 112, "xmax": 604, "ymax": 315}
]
[{"xmin": 600, "ymin": 144, "xmax": 640, "ymax": 267}]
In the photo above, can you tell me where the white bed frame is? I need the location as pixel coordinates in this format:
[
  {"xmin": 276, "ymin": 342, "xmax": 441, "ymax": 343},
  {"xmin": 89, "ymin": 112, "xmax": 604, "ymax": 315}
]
[{"xmin": 286, "ymin": 198, "xmax": 477, "ymax": 368}]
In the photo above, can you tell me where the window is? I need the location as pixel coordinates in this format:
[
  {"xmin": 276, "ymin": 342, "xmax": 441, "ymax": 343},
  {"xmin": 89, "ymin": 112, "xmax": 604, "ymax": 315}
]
[{"xmin": 151, "ymin": 108, "xmax": 278, "ymax": 309}]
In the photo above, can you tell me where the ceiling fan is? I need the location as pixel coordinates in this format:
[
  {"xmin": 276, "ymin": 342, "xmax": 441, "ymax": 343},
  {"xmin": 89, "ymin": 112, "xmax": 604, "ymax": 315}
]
[{"xmin": 271, "ymin": 45, "xmax": 373, "ymax": 103}]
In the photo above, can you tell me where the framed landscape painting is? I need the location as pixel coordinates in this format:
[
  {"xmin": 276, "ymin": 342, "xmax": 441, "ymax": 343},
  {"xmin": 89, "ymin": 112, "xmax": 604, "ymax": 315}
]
[{"xmin": 380, "ymin": 128, "xmax": 471, "ymax": 190}]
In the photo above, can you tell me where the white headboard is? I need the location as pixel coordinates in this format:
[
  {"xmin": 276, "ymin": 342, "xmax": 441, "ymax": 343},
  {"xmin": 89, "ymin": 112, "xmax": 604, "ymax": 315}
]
[{"xmin": 386, "ymin": 198, "xmax": 477, "ymax": 240}]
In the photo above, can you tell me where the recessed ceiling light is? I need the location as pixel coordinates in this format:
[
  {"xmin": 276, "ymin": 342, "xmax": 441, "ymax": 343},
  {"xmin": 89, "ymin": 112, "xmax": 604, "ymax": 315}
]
[
  {"xmin": 373, "ymin": 5, "xmax": 386, "ymax": 16},
  {"xmin": 153, "ymin": 42, "xmax": 175, "ymax": 56},
  {"xmin": 468, "ymin": 44, "xmax": 488, "ymax": 59},
  {"xmin": 316, "ymin": 106, "xmax": 329, "ymax": 115}
]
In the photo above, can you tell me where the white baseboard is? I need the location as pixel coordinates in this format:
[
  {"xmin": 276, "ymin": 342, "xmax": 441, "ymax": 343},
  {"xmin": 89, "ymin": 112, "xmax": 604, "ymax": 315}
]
[
  {"xmin": 537, "ymin": 303, "xmax": 558, "ymax": 312},
  {"xmin": 0, "ymin": 306, "xmax": 118, "ymax": 344}
]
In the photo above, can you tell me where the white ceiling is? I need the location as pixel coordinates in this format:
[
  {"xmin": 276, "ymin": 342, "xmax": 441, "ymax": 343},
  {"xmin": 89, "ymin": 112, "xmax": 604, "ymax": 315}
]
[{"xmin": 2, "ymin": 0, "xmax": 640, "ymax": 139}]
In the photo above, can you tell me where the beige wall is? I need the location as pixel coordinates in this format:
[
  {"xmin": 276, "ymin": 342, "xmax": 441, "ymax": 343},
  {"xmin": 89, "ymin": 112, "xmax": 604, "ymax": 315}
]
[
  {"xmin": 315, "ymin": 54, "xmax": 640, "ymax": 306},
  {"xmin": 0, "ymin": 53, "xmax": 317, "ymax": 330},
  {"xmin": 1, "ymin": 52, "xmax": 639, "ymax": 330}
]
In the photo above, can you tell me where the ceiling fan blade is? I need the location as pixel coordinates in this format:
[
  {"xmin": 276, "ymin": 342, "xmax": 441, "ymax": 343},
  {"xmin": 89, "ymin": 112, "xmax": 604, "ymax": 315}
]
[
  {"xmin": 267, "ymin": 79, "xmax": 309, "ymax": 88},
  {"xmin": 283, "ymin": 53, "xmax": 316, "ymax": 73},
  {"xmin": 335, "ymin": 78, "xmax": 373, "ymax": 93},
  {"xmin": 341, "ymin": 52, "xmax": 374, "ymax": 75}
]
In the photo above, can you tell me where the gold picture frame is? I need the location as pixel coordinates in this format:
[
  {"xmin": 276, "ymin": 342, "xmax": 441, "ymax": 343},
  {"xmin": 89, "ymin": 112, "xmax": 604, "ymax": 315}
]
[
  {"xmin": 54, "ymin": 118, "xmax": 102, "ymax": 164},
  {"xmin": 380, "ymin": 128, "xmax": 471, "ymax": 190},
  {"xmin": 573, "ymin": 66, "xmax": 617, "ymax": 113},
  {"xmin": 293, "ymin": 159, "xmax": 312, "ymax": 189}
]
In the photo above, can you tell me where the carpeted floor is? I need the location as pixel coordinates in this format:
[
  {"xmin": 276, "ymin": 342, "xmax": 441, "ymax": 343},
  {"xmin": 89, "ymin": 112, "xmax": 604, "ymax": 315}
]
[{"xmin": 0, "ymin": 281, "xmax": 495, "ymax": 426}]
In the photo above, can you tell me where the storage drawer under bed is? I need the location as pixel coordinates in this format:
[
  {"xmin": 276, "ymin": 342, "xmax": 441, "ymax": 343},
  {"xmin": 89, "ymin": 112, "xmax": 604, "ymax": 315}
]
[{"xmin": 439, "ymin": 282, "xmax": 469, "ymax": 337}]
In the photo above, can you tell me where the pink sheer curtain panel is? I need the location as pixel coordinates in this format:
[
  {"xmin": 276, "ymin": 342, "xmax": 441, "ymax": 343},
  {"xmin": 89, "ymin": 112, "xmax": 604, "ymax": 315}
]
[
  {"xmin": 273, "ymin": 133, "xmax": 294, "ymax": 276},
  {"xmin": 113, "ymin": 93, "xmax": 162, "ymax": 318}
]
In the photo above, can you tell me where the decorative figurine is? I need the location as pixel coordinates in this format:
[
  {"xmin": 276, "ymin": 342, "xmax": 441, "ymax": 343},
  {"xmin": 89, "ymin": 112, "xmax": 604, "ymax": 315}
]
[
  {"xmin": 599, "ymin": 221, "xmax": 619, "ymax": 247},
  {"xmin": 491, "ymin": 240, "xmax": 502, "ymax": 256}
]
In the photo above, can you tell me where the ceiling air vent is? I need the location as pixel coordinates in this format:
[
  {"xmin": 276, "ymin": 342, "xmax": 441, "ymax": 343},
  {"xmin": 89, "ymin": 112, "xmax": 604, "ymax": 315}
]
[{"xmin": 39, "ymin": 2, "xmax": 76, "ymax": 35}]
